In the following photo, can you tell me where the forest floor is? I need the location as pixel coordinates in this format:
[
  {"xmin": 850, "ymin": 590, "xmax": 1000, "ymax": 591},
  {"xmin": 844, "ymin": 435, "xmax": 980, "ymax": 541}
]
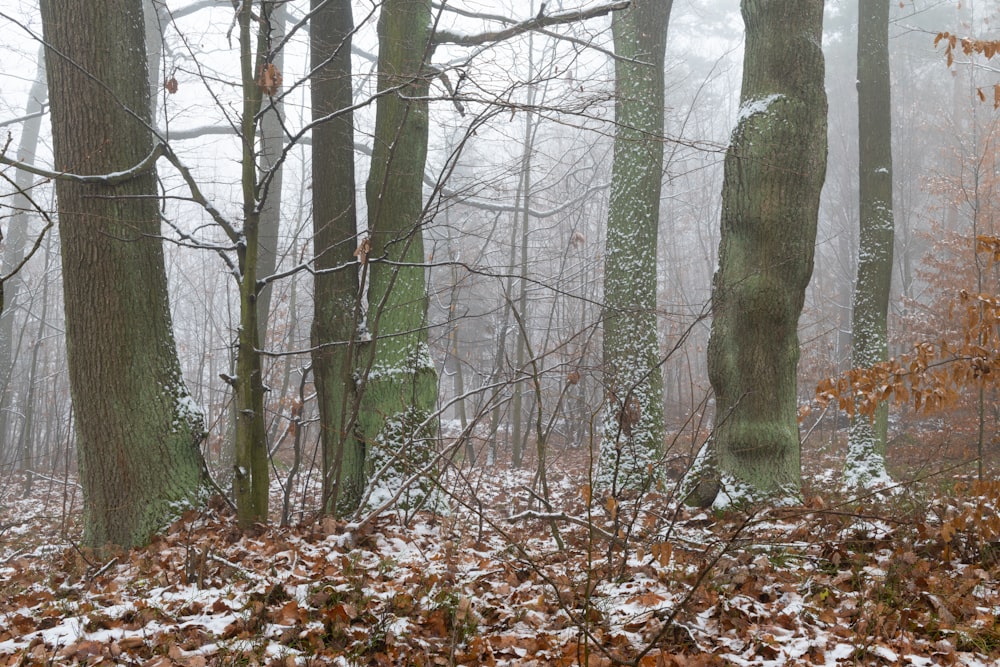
[{"xmin": 3, "ymin": 420, "xmax": 1000, "ymax": 666}]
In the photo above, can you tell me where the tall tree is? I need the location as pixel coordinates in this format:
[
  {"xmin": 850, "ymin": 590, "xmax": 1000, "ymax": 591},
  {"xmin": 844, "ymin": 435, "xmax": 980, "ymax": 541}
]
[
  {"xmin": 256, "ymin": 0, "xmax": 286, "ymax": 337},
  {"xmin": 356, "ymin": 0, "xmax": 439, "ymax": 511},
  {"xmin": 231, "ymin": 0, "xmax": 272, "ymax": 525},
  {"xmin": 313, "ymin": 0, "xmax": 631, "ymax": 511},
  {"xmin": 311, "ymin": 0, "xmax": 365, "ymax": 515},
  {"xmin": 0, "ymin": 47, "xmax": 47, "ymax": 451},
  {"xmin": 700, "ymin": 0, "xmax": 827, "ymax": 504},
  {"xmin": 39, "ymin": 0, "xmax": 206, "ymax": 547},
  {"xmin": 845, "ymin": 0, "xmax": 894, "ymax": 488},
  {"xmin": 598, "ymin": 0, "xmax": 673, "ymax": 493}
]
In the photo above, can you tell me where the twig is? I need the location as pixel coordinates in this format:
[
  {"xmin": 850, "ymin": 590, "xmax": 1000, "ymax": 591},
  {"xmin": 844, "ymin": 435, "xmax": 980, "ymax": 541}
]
[{"xmin": 506, "ymin": 509, "xmax": 620, "ymax": 543}]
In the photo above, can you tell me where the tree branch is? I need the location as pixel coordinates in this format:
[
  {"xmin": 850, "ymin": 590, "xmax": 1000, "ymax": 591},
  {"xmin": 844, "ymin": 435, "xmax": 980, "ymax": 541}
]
[
  {"xmin": 159, "ymin": 123, "xmax": 610, "ymax": 218},
  {"xmin": 0, "ymin": 172, "xmax": 55, "ymax": 283},
  {"xmin": 506, "ymin": 510, "xmax": 620, "ymax": 542},
  {"xmin": 432, "ymin": 1, "xmax": 630, "ymax": 47},
  {"xmin": 158, "ymin": 145, "xmax": 242, "ymax": 247},
  {"xmin": 0, "ymin": 143, "xmax": 165, "ymax": 185},
  {"xmin": 0, "ymin": 108, "xmax": 48, "ymax": 130}
]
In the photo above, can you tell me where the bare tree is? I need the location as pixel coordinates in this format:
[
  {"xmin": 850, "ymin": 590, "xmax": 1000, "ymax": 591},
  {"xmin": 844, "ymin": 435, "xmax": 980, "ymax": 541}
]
[
  {"xmin": 845, "ymin": 0, "xmax": 895, "ymax": 489},
  {"xmin": 39, "ymin": 0, "xmax": 206, "ymax": 547},
  {"xmin": 598, "ymin": 0, "xmax": 673, "ymax": 493},
  {"xmin": 697, "ymin": 0, "xmax": 828, "ymax": 505}
]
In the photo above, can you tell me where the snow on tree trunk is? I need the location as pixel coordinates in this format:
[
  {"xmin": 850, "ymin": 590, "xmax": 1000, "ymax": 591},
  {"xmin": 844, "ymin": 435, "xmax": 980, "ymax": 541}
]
[
  {"xmin": 846, "ymin": 0, "xmax": 895, "ymax": 491},
  {"xmin": 39, "ymin": 0, "xmax": 206, "ymax": 548},
  {"xmin": 597, "ymin": 0, "xmax": 673, "ymax": 493},
  {"xmin": 357, "ymin": 0, "xmax": 440, "ymax": 514},
  {"xmin": 702, "ymin": 0, "xmax": 827, "ymax": 506}
]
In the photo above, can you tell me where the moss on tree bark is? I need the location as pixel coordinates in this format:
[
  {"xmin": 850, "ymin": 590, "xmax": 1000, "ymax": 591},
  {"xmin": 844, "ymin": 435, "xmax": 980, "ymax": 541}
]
[
  {"xmin": 846, "ymin": 0, "xmax": 894, "ymax": 488},
  {"xmin": 357, "ymin": 0, "xmax": 439, "ymax": 510},
  {"xmin": 232, "ymin": 0, "xmax": 271, "ymax": 527},
  {"xmin": 703, "ymin": 0, "xmax": 827, "ymax": 504},
  {"xmin": 40, "ymin": 0, "xmax": 206, "ymax": 548}
]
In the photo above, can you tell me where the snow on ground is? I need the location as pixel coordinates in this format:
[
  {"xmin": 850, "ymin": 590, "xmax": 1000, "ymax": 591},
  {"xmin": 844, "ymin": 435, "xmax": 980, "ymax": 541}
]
[{"xmin": 2, "ymin": 453, "xmax": 1000, "ymax": 665}]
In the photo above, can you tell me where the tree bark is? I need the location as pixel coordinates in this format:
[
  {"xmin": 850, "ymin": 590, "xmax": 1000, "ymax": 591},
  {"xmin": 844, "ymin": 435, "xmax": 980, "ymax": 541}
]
[
  {"xmin": 39, "ymin": 0, "xmax": 206, "ymax": 548},
  {"xmin": 598, "ymin": 0, "xmax": 672, "ymax": 493},
  {"xmin": 357, "ymin": 0, "xmax": 439, "ymax": 513},
  {"xmin": 256, "ymin": 0, "xmax": 285, "ymax": 338},
  {"xmin": 310, "ymin": 0, "xmax": 365, "ymax": 515},
  {"xmin": 232, "ymin": 0, "xmax": 270, "ymax": 526},
  {"xmin": 846, "ymin": 0, "xmax": 894, "ymax": 488},
  {"xmin": 702, "ymin": 0, "xmax": 827, "ymax": 505}
]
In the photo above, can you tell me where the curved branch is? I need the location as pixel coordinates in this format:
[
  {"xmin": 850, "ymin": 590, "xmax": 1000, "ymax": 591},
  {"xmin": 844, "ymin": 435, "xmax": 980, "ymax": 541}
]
[
  {"xmin": 0, "ymin": 143, "xmax": 165, "ymax": 185},
  {"xmin": 432, "ymin": 1, "xmax": 629, "ymax": 47}
]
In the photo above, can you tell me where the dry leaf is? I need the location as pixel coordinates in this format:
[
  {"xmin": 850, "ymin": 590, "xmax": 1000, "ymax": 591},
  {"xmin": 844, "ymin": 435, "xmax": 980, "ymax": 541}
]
[{"xmin": 257, "ymin": 62, "xmax": 282, "ymax": 95}]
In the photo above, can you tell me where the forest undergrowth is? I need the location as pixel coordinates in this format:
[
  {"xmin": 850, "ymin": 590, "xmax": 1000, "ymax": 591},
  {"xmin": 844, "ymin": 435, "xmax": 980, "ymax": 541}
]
[{"xmin": 2, "ymin": 426, "xmax": 1000, "ymax": 666}]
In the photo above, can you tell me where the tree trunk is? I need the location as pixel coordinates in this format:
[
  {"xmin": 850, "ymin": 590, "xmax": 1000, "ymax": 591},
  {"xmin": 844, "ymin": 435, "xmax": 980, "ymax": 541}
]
[
  {"xmin": 257, "ymin": 0, "xmax": 286, "ymax": 497},
  {"xmin": 232, "ymin": 0, "xmax": 271, "ymax": 526},
  {"xmin": 39, "ymin": 0, "xmax": 206, "ymax": 548},
  {"xmin": 0, "ymin": 47, "xmax": 46, "ymax": 452},
  {"xmin": 702, "ymin": 0, "xmax": 827, "ymax": 505},
  {"xmin": 512, "ymin": 83, "xmax": 534, "ymax": 471},
  {"xmin": 142, "ymin": 0, "xmax": 167, "ymax": 122},
  {"xmin": 357, "ymin": 0, "xmax": 438, "ymax": 513},
  {"xmin": 598, "ymin": 0, "xmax": 672, "ymax": 493},
  {"xmin": 442, "ymin": 217, "xmax": 471, "ymax": 460},
  {"xmin": 846, "ymin": 0, "xmax": 894, "ymax": 488},
  {"xmin": 310, "ymin": 0, "xmax": 365, "ymax": 515},
  {"xmin": 256, "ymin": 0, "xmax": 285, "ymax": 338}
]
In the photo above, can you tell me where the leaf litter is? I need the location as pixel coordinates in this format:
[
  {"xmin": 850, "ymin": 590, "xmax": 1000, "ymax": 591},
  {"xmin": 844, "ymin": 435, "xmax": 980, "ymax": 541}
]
[{"xmin": 2, "ymin": 458, "xmax": 1000, "ymax": 666}]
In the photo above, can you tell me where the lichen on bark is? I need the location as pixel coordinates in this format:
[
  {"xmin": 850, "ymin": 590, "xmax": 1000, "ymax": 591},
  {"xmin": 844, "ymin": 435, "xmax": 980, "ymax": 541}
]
[{"xmin": 598, "ymin": 0, "xmax": 672, "ymax": 493}]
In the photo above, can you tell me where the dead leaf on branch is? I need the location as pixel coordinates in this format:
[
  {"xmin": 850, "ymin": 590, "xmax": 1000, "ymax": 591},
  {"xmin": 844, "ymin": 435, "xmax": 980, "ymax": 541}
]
[
  {"xmin": 257, "ymin": 62, "xmax": 282, "ymax": 96},
  {"xmin": 354, "ymin": 236, "xmax": 372, "ymax": 265}
]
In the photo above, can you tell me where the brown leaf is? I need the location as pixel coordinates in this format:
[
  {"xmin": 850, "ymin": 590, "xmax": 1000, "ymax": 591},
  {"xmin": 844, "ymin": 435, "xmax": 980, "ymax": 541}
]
[
  {"xmin": 275, "ymin": 599, "xmax": 305, "ymax": 625},
  {"xmin": 627, "ymin": 591, "xmax": 667, "ymax": 607},
  {"xmin": 354, "ymin": 237, "xmax": 372, "ymax": 265},
  {"xmin": 58, "ymin": 641, "xmax": 104, "ymax": 660},
  {"xmin": 257, "ymin": 62, "xmax": 282, "ymax": 95}
]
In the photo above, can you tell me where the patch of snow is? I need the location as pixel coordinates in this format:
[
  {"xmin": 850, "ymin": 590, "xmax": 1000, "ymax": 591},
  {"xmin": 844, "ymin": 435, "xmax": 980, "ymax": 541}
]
[{"xmin": 737, "ymin": 93, "xmax": 784, "ymax": 123}]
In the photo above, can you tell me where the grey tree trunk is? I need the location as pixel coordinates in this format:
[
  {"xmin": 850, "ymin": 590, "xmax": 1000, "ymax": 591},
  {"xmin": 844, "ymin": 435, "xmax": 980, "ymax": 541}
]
[
  {"xmin": 39, "ymin": 0, "xmax": 206, "ymax": 548},
  {"xmin": 598, "ymin": 0, "xmax": 673, "ymax": 493},
  {"xmin": 256, "ymin": 0, "xmax": 285, "ymax": 338},
  {"xmin": 17, "ymin": 240, "xmax": 52, "ymax": 494},
  {"xmin": 511, "ymin": 73, "xmax": 535, "ymax": 470},
  {"xmin": 701, "ymin": 0, "xmax": 827, "ymax": 505},
  {"xmin": 310, "ymin": 0, "xmax": 365, "ymax": 515},
  {"xmin": 845, "ymin": 0, "xmax": 894, "ymax": 488},
  {"xmin": 0, "ymin": 47, "xmax": 47, "ymax": 451},
  {"xmin": 142, "ymin": 0, "xmax": 166, "ymax": 122}
]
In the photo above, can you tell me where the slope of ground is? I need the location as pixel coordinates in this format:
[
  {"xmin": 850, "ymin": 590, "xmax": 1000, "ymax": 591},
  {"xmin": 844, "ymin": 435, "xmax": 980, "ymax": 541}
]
[{"xmin": 2, "ymin": 440, "xmax": 1000, "ymax": 666}]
